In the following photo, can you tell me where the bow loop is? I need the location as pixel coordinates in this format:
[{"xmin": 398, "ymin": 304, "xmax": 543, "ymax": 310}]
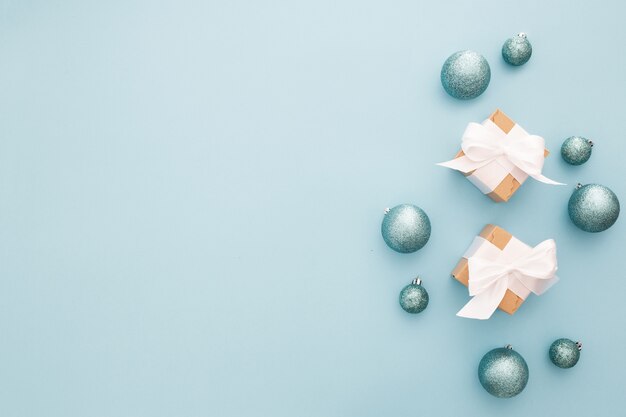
[
  {"xmin": 510, "ymin": 239, "xmax": 557, "ymax": 280},
  {"xmin": 505, "ymin": 134, "xmax": 547, "ymax": 177},
  {"xmin": 466, "ymin": 258, "xmax": 512, "ymax": 296},
  {"xmin": 460, "ymin": 122, "xmax": 506, "ymax": 162}
]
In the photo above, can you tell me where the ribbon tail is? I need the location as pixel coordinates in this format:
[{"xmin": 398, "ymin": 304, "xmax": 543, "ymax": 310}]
[
  {"xmin": 518, "ymin": 274, "xmax": 560, "ymax": 296},
  {"xmin": 529, "ymin": 173, "xmax": 566, "ymax": 186},
  {"xmin": 436, "ymin": 156, "xmax": 490, "ymax": 174},
  {"xmin": 457, "ymin": 277, "xmax": 508, "ymax": 320}
]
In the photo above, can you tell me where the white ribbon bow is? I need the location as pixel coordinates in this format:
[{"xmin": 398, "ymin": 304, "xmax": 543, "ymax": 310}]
[
  {"xmin": 457, "ymin": 239, "xmax": 559, "ymax": 320},
  {"xmin": 438, "ymin": 122, "xmax": 564, "ymax": 185}
]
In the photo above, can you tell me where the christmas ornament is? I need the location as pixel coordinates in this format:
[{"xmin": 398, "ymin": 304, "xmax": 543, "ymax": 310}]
[
  {"xmin": 478, "ymin": 345, "xmax": 529, "ymax": 398},
  {"xmin": 502, "ymin": 33, "xmax": 532, "ymax": 66},
  {"xmin": 549, "ymin": 338, "xmax": 582, "ymax": 369},
  {"xmin": 440, "ymin": 50, "xmax": 491, "ymax": 100},
  {"xmin": 399, "ymin": 278, "xmax": 429, "ymax": 314},
  {"xmin": 561, "ymin": 136, "xmax": 593, "ymax": 165},
  {"xmin": 568, "ymin": 183, "xmax": 620, "ymax": 232},
  {"xmin": 381, "ymin": 204, "xmax": 431, "ymax": 253}
]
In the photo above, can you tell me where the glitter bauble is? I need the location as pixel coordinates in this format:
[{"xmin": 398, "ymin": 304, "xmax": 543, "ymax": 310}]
[
  {"xmin": 568, "ymin": 184, "xmax": 620, "ymax": 232},
  {"xmin": 561, "ymin": 136, "xmax": 593, "ymax": 165},
  {"xmin": 549, "ymin": 338, "xmax": 582, "ymax": 369},
  {"xmin": 502, "ymin": 33, "xmax": 532, "ymax": 66},
  {"xmin": 398, "ymin": 278, "xmax": 429, "ymax": 314},
  {"xmin": 478, "ymin": 345, "xmax": 529, "ymax": 398},
  {"xmin": 440, "ymin": 50, "xmax": 491, "ymax": 100},
  {"xmin": 381, "ymin": 204, "xmax": 431, "ymax": 253}
]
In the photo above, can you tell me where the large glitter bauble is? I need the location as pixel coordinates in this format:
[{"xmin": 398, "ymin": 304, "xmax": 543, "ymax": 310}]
[
  {"xmin": 568, "ymin": 184, "xmax": 620, "ymax": 232},
  {"xmin": 399, "ymin": 278, "xmax": 429, "ymax": 314},
  {"xmin": 561, "ymin": 136, "xmax": 593, "ymax": 165},
  {"xmin": 381, "ymin": 204, "xmax": 431, "ymax": 253},
  {"xmin": 549, "ymin": 338, "xmax": 582, "ymax": 369},
  {"xmin": 440, "ymin": 50, "xmax": 491, "ymax": 100},
  {"xmin": 478, "ymin": 346, "xmax": 529, "ymax": 398},
  {"xmin": 502, "ymin": 33, "xmax": 532, "ymax": 66}
]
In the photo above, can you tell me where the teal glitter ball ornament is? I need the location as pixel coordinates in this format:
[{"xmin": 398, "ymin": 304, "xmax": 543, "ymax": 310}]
[
  {"xmin": 398, "ymin": 278, "xmax": 429, "ymax": 314},
  {"xmin": 381, "ymin": 204, "xmax": 431, "ymax": 253},
  {"xmin": 561, "ymin": 136, "xmax": 593, "ymax": 165},
  {"xmin": 502, "ymin": 33, "xmax": 533, "ymax": 66},
  {"xmin": 440, "ymin": 50, "xmax": 491, "ymax": 99},
  {"xmin": 568, "ymin": 183, "xmax": 620, "ymax": 232},
  {"xmin": 478, "ymin": 345, "xmax": 529, "ymax": 398},
  {"xmin": 549, "ymin": 338, "xmax": 582, "ymax": 369}
]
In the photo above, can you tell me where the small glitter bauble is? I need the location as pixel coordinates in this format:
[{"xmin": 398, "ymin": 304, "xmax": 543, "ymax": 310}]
[
  {"xmin": 568, "ymin": 184, "xmax": 620, "ymax": 232},
  {"xmin": 381, "ymin": 204, "xmax": 431, "ymax": 253},
  {"xmin": 440, "ymin": 50, "xmax": 491, "ymax": 100},
  {"xmin": 502, "ymin": 33, "xmax": 532, "ymax": 66},
  {"xmin": 478, "ymin": 345, "xmax": 529, "ymax": 398},
  {"xmin": 549, "ymin": 338, "xmax": 582, "ymax": 369},
  {"xmin": 399, "ymin": 278, "xmax": 429, "ymax": 314},
  {"xmin": 561, "ymin": 136, "xmax": 593, "ymax": 165}
]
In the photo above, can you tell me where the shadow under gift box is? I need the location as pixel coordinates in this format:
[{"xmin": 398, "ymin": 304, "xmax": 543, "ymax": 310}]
[
  {"xmin": 453, "ymin": 109, "xmax": 549, "ymax": 202},
  {"xmin": 452, "ymin": 224, "xmax": 524, "ymax": 315}
]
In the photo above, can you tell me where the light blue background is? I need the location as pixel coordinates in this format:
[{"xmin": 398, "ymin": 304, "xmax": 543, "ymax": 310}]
[{"xmin": 1, "ymin": 1, "xmax": 625, "ymax": 416}]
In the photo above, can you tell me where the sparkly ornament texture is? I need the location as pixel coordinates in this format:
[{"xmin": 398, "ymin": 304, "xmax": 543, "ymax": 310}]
[
  {"xmin": 440, "ymin": 50, "xmax": 491, "ymax": 100},
  {"xmin": 561, "ymin": 136, "xmax": 593, "ymax": 165},
  {"xmin": 502, "ymin": 33, "xmax": 532, "ymax": 66},
  {"xmin": 568, "ymin": 184, "xmax": 620, "ymax": 232},
  {"xmin": 399, "ymin": 280, "xmax": 429, "ymax": 314},
  {"xmin": 549, "ymin": 338, "xmax": 581, "ymax": 369},
  {"xmin": 381, "ymin": 204, "xmax": 431, "ymax": 253},
  {"xmin": 478, "ymin": 347, "xmax": 529, "ymax": 398}
]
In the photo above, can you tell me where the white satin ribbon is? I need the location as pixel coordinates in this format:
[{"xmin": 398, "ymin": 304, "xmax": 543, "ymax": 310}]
[
  {"xmin": 457, "ymin": 237, "xmax": 559, "ymax": 320},
  {"xmin": 438, "ymin": 121, "xmax": 564, "ymax": 187}
]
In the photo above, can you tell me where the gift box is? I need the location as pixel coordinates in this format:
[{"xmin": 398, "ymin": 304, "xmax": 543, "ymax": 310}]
[
  {"xmin": 452, "ymin": 224, "xmax": 559, "ymax": 319},
  {"xmin": 438, "ymin": 109, "xmax": 562, "ymax": 202}
]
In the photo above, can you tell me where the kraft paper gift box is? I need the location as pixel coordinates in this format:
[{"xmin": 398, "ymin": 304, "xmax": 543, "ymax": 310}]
[
  {"xmin": 438, "ymin": 109, "xmax": 560, "ymax": 202},
  {"xmin": 452, "ymin": 224, "xmax": 559, "ymax": 319}
]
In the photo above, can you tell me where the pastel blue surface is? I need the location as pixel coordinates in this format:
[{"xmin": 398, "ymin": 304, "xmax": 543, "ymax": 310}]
[{"xmin": 1, "ymin": 1, "xmax": 624, "ymax": 416}]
